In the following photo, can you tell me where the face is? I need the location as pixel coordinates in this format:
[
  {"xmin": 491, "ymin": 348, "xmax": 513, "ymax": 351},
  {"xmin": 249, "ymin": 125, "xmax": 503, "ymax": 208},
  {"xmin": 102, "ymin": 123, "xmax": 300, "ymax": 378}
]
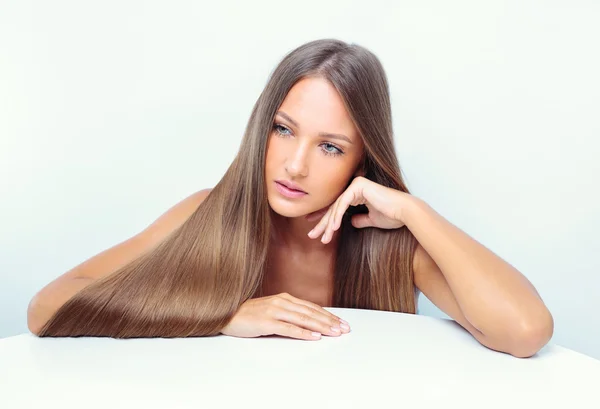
[{"xmin": 265, "ymin": 76, "xmax": 365, "ymax": 219}]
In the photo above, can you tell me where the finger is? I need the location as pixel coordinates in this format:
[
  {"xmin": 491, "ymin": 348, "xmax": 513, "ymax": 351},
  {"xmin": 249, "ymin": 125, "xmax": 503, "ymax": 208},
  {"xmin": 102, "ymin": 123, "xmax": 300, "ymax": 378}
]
[
  {"xmin": 323, "ymin": 198, "xmax": 343, "ymax": 242},
  {"xmin": 350, "ymin": 213, "xmax": 372, "ymax": 229},
  {"xmin": 308, "ymin": 205, "xmax": 333, "ymax": 239},
  {"xmin": 318, "ymin": 205, "xmax": 335, "ymax": 239},
  {"xmin": 323, "ymin": 191, "xmax": 350, "ymax": 243},
  {"xmin": 328, "ymin": 192, "xmax": 350, "ymax": 241},
  {"xmin": 271, "ymin": 320, "xmax": 323, "ymax": 341},
  {"xmin": 307, "ymin": 208, "xmax": 327, "ymax": 238},
  {"xmin": 335, "ymin": 188, "xmax": 360, "ymax": 232},
  {"xmin": 279, "ymin": 298, "xmax": 345, "ymax": 334},
  {"xmin": 278, "ymin": 293, "xmax": 346, "ymax": 324},
  {"xmin": 271, "ymin": 304, "xmax": 343, "ymax": 337},
  {"xmin": 323, "ymin": 198, "xmax": 341, "ymax": 243},
  {"xmin": 305, "ymin": 207, "xmax": 328, "ymax": 222}
]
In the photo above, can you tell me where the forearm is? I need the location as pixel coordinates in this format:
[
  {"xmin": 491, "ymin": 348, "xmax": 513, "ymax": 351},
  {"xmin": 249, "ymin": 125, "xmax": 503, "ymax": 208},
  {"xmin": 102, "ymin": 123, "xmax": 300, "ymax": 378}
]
[{"xmin": 402, "ymin": 197, "xmax": 553, "ymax": 343}]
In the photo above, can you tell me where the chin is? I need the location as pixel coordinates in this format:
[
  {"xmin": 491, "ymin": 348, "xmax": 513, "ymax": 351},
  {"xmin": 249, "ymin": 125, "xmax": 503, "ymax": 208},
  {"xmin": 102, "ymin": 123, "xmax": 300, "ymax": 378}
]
[{"xmin": 267, "ymin": 195, "xmax": 311, "ymax": 219}]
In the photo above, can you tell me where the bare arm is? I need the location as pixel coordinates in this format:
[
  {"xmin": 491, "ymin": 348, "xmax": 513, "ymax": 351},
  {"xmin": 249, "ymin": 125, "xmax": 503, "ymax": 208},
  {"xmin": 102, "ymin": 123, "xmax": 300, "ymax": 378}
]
[
  {"xmin": 27, "ymin": 188, "xmax": 212, "ymax": 335},
  {"xmin": 407, "ymin": 197, "xmax": 553, "ymax": 358}
]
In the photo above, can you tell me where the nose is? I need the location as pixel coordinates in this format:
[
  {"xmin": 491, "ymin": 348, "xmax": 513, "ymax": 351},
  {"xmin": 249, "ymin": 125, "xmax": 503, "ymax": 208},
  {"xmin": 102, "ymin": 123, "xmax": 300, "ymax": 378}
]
[{"xmin": 285, "ymin": 143, "xmax": 309, "ymax": 177}]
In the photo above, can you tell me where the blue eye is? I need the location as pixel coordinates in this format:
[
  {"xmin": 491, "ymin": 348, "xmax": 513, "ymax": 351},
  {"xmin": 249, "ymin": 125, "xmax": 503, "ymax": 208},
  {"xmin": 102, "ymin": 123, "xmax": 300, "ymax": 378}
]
[
  {"xmin": 322, "ymin": 143, "xmax": 342, "ymax": 157},
  {"xmin": 273, "ymin": 124, "xmax": 291, "ymax": 136},
  {"xmin": 272, "ymin": 123, "xmax": 344, "ymax": 157}
]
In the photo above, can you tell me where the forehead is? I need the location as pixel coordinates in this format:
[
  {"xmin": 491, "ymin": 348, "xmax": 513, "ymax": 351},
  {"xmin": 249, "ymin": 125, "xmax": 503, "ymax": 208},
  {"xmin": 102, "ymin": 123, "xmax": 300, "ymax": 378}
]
[{"xmin": 277, "ymin": 77, "xmax": 359, "ymax": 142}]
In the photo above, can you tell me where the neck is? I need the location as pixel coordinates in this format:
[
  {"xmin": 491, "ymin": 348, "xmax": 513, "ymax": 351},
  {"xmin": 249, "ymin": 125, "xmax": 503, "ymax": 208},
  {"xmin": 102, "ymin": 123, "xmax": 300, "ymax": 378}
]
[{"xmin": 270, "ymin": 209, "xmax": 340, "ymax": 254}]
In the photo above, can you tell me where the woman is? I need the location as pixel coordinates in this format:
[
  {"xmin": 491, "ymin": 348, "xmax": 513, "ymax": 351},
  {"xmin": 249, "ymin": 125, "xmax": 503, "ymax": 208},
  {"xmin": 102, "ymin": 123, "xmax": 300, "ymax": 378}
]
[{"xmin": 28, "ymin": 39, "xmax": 553, "ymax": 358}]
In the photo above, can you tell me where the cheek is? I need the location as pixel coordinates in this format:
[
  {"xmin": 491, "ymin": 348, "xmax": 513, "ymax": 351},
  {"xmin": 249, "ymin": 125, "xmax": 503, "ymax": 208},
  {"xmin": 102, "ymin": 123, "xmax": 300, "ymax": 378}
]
[
  {"xmin": 265, "ymin": 136, "xmax": 282, "ymax": 165},
  {"xmin": 317, "ymin": 173, "xmax": 353, "ymax": 200},
  {"xmin": 264, "ymin": 138, "xmax": 276, "ymax": 167}
]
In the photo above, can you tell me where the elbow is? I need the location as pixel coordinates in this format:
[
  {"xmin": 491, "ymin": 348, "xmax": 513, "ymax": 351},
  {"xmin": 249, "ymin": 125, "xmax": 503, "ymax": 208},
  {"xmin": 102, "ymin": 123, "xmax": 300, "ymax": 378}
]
[
  {"xmin": 28, "ymin": 324, "xmax": 42, "ymax": 337},
  {"xmin": 26, "ymin": 297, "xmax": 44, "ymax": 337},
  {"xmin": 27, "ymin": 318, "xmax": 43, "ymax": 337},
  {"xmin": 508, "ymin": 308, "xmax": 554, "ymax": 358}
]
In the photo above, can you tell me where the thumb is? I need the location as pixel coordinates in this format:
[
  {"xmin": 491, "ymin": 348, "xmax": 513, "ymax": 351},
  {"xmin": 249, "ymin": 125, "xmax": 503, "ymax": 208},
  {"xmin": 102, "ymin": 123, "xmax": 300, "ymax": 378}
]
[{"xmin": 351, "ymin": 213, "xmax": 374, "ymax": 229}]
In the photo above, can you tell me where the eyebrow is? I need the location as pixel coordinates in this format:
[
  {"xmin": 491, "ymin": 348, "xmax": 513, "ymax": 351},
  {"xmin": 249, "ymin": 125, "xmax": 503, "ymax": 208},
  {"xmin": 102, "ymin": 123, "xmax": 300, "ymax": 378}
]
[{"xmin": 275, "ymin": 111, "xmax": 354, "ymax": 145}]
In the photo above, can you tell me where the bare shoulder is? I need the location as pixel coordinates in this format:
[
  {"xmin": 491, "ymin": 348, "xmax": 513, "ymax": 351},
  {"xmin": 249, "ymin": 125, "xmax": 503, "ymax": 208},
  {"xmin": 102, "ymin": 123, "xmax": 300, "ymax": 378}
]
[
  {"xmin": 152, "ymin": 188, "xmax": 213, "ymax": 224},
  {"xmin": 142, "ymin": 187, "xmax": 213, "ymax": 238},
  {"xmin": 27, "ymin": 187, "xmax": 216, "ymax": 333},
  {"xmin": 51, "ymin": 187, "xmax": 214, "ymax": 282}
]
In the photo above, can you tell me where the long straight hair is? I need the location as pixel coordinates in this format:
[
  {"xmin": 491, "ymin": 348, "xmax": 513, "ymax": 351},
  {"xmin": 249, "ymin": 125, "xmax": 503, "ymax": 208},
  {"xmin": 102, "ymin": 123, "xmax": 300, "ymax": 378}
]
[{"xmin": 38, "ymin": 39, "xmax": 419, "ymax": 338}]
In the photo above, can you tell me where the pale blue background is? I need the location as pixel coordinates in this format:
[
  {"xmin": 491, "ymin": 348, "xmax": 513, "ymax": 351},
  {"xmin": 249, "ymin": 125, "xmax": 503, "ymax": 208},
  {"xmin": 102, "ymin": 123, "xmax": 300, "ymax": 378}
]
[{"xmin": 1, "ymin": 0, "xmax": 598, "ymax": 359}]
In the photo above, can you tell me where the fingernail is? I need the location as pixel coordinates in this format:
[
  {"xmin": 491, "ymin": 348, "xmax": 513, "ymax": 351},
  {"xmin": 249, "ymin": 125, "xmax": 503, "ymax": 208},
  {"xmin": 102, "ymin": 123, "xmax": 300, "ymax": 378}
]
[
  {"xmin": 340, "ymin": 323, "xmax": 350, "ymax": 331},
  {"xmin": 340, "ymin": 319, "xmax": 350, "ymax": 326}
]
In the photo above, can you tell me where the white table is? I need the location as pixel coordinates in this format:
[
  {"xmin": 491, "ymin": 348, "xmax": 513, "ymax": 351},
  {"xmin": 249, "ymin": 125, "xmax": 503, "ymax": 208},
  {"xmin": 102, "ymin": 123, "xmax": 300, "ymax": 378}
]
[{"xmin": 1, "ymin": 308, "xmax": 599, "ymax": 408}]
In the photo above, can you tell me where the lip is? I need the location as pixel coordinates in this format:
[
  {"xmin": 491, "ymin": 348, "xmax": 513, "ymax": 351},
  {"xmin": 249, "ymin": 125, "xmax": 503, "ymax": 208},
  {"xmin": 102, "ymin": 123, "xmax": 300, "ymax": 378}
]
[
  {"xmin": 275, "ymin": 179, "xmax": 307, "ymax": 194},
  {"xmin": 274, "ymin": 181, "xmax": 308, "ymax": 199}
]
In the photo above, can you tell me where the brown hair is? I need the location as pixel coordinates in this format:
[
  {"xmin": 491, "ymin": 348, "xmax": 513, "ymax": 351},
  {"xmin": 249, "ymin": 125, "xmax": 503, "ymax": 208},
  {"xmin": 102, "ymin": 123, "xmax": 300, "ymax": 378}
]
[{"xmin": 38, "ymin": 38, "xmax": 419, "ymax": 338}]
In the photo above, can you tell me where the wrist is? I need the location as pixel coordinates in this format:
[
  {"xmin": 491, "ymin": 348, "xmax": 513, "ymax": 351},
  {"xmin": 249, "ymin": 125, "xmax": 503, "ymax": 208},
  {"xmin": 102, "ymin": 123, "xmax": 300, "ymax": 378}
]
[{"xmin": 398, "ymin": 193, "xmax": 425, "ymax": 226}]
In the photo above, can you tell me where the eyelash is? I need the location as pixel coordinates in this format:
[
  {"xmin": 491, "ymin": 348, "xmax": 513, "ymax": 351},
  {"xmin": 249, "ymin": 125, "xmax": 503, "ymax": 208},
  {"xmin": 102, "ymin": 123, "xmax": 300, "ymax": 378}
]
[{"xmin": 272, "ymin": 124, "xmax": 345, "ymax": 157}]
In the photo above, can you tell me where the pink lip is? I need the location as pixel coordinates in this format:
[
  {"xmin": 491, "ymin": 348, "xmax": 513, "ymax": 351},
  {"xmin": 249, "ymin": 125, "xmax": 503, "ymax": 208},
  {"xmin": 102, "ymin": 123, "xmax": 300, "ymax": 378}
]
[
  {"xmin": 275, "ymin": 181, "xmax": 308, "ymax": 198},
  {"xmin": 276, "ymin": 179, "xmax": 306, "ymax": 193}
]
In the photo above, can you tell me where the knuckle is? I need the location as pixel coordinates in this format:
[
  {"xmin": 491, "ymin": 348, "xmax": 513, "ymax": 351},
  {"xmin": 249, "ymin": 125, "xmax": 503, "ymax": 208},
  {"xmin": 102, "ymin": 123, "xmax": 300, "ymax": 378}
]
[
  {"xmin": 316, "ymin": 307, "xmax": 330, "ymax": 316},
  {"xmin": 302, "ymin": 329, "xmax": 313, "ymax": 338},
  {"xmin": 305, "ymin": 307, "xmax": 317, "ymax": 317},
  {"xmin": 284, "ymin": 322, "xmax": 297, "ymax": 333},
  {"xmin": 304, "ymin": 304, "xmax": 319, "ymax": 313}
]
